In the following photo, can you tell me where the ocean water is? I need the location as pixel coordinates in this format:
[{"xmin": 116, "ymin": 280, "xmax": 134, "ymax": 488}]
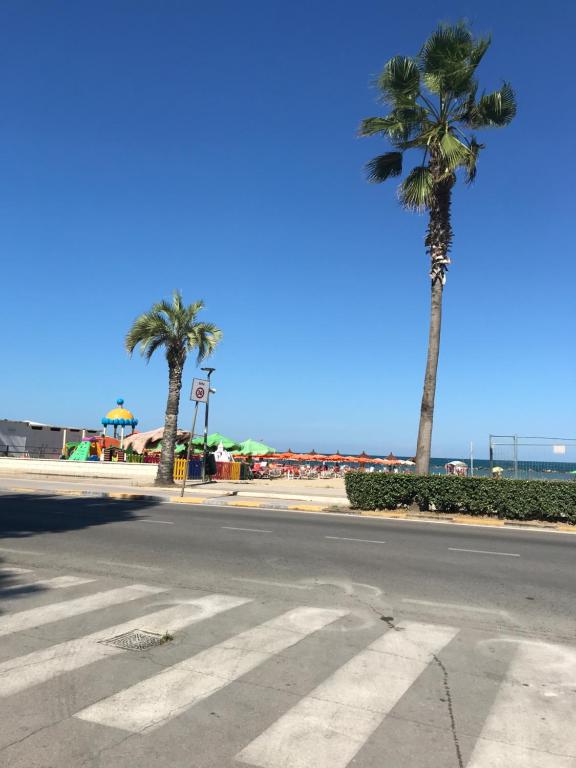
[
  {"xmin": 298, "ymin": 456, "xmax": 576, "ymax": 481},
  {"xmin": 396, "ymin": 456, "xmax": 576, "ymax": 481}
]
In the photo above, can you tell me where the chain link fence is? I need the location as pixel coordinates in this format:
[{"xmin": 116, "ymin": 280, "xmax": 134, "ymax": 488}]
[{"xmin": 489, "ymin": 435, "xmax": 576, "ymax": 481}]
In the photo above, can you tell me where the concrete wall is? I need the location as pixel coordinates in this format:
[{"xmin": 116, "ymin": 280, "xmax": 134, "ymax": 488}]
[
  {"xmin": 0, "ymin": 421, "xmax": 100, "ymax": 458},
  {"xmin": 0, "ymin": 457, "xmax": 157, "ymax": 485}
]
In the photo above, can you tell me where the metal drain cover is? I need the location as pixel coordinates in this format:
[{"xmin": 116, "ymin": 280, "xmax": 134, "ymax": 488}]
[{"xmin": 100, "ymin": 629, "xmax": 164, "ymax": 651}]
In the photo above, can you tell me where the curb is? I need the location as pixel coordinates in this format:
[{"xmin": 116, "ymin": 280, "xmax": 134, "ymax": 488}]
[{"xmin": 355, "ymin": 508, "xmax": 575, "ymax": 533}]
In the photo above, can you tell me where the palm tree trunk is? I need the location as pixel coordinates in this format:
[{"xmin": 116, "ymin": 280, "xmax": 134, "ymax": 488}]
[
  {"xmin": 155, "ymin": 361, "xmax": 183, "ymax": 486},
  {"xmin": 415, "ymin": 278, "xmax": 444, "ymax": 474},
  {"xmin": 415, "ymin": 162, "xmax": 453, "ymax": 475}
]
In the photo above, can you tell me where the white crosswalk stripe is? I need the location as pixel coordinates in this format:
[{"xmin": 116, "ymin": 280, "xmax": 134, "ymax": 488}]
[
  {"xmin": 0, "ymin": 593, "xmax": 250, "ymax": 697},
  {"xmin": 0, "ymin": 583, "xmax": 166, "ymax": 637},
  {"xmin": 75, "ymin": 606, "xmax": 347, "ymax": 733},
  {"xmin": 465, "ymin": 639, "xmax": 576, "ymax": 767},
  {"xmin": 1, "ymin": 579, "xmax": 575, "ymax": 767},
  {"xmin": 235, "ymin": 621, "xmax": 458, "ymax": 768},
  {"xmin": 2, "ymin": 575, "xmax": 95, "ymax": 593},
  {"xmin": 0, "ymin": 566, "xmax": 33, "ymax": 574}
]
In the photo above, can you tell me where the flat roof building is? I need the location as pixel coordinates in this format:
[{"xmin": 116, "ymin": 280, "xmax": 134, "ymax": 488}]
[{"xmin": 0, "ymin": 420, "xmax": 100, "ymax": 459}]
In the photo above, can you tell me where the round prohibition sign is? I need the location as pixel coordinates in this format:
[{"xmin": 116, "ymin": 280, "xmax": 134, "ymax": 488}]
[{"xmin": 195, "ymin": 386, "xmax": 206, "ymax": 400}]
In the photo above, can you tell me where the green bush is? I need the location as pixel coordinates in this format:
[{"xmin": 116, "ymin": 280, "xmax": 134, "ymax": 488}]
[{"xmin": 344, "ymin": 472, "xmax": 576, "ymax": 523}]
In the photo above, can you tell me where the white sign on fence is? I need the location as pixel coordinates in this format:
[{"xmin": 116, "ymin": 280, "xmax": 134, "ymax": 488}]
[{"xmin": 190, "ymin": 378, "xmax": 209, "ymax": 403}]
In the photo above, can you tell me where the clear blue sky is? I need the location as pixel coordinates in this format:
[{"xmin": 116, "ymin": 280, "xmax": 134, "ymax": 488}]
[{"xmin": 2, "ymin": 1, "xmax": 574, "ymax": 458}]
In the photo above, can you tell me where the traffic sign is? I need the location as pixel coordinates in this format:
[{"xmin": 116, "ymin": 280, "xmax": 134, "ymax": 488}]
[{"xmin": 190, "ymin": 378, "xmax": 209, "ymax": 403}]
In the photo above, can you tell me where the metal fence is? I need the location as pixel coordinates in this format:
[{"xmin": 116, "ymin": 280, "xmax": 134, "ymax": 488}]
[
  {"xmin": 0, "ymin": 444, "xmax": 62, "ymax": 459},
  {"xmin": 489, "ymin": 435, "xmax": 576, "ymax": 480}
]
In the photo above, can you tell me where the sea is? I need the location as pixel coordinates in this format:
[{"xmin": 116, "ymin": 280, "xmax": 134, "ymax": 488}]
[
  {"xmin": 302, "ymin": 455, "xmax": 576, "ymax": 481},
  {"xmin": 391, "ymin": 456, "xmax": 576, "ymax": 481}
]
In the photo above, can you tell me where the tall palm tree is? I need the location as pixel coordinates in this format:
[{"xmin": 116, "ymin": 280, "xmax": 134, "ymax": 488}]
[
  {"xmin": 360, "ymin": 22, "xmax": 516, "ymax": 474},
  {"xmin": 126, "ymin": 291, "xmax": 222, "ymax": 486}
]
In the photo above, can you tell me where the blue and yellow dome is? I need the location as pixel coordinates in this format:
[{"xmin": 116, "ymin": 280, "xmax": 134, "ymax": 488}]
[{"xmin": 101, "ymin": 398, "xmax": 138, "ymax": 428}]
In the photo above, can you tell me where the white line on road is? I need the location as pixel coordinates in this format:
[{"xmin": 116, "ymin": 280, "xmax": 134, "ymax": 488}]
[
  {"xmin": 401, "ymin": 599, "xmax": 509, "ymax": 617},
  {"xmin": 136, "ymin": 519, "xmax": 175, "ymax": 525},
  {"xmin": 97, "ymin": 561, "xmax": 163, "ymax": 571},
  {"xmin": 448, "ymin": 547, "xmax": 520, "ymax": 557},
  {"xmin": 0, "ymin": 546, "xmax": 43, "ymax": 555},
  {"xmin": 231, "ymin": 578, "xmax": 313, "ymax": 591},
  {"xmin": 325, "ymin": 536, "xmax": 387, "ymax": 544},
  {"xmin": 2, "ymin": 575, "xmax": 94, "ymax": 593},
  {"xmin": 0, "ymin": 584, "xmax": 166, "ymax": 638},
  {"xmin": 0, "ymin": 594, "xmax": 250, "ymax": 697},
  {"xmin": 76, "ymin": 606, "xmax": 347, "ymax": 733},
  {"xmin": 466, "ymin": 639, "xmax": 576, "ymax": 766},
  {"xmin": 236, "ymin": 620, "xmax": 458, "ymax": 768},
  {"xmin": 0, "ymin": 566, "xmax": 33, "ymax": 574},
  {"xmin": 221, "ymin": 526, "xmax": 272, "ymax": 533}
]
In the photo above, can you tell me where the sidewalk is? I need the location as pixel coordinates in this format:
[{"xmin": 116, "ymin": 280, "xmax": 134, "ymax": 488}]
[{"xmin": 0, "ymin": 474, "xmax": 350, "ymax": 512}]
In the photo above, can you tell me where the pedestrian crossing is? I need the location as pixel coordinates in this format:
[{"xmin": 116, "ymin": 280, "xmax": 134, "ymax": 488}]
[{"xmin": 1, "ymin": 565, "xmax": 575, "ymax": 767}]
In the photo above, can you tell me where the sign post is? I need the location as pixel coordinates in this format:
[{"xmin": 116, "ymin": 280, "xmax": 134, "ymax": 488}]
[
  {"xmin": 200, "ymin": 368, "xmax": 216, "ymax": 482},
  {"xmin": 180, "ymin": 379, "xmax": 210, "ymax": 498},
  {"xmin": 190, "ymin": 378, "xmax": 209, "ymax": 404}
]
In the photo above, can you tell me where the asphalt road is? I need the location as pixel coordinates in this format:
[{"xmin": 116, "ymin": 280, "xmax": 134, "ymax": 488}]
[{"xmin": 0, "ymin": 492, "xmax": 575, "ymax": 767}]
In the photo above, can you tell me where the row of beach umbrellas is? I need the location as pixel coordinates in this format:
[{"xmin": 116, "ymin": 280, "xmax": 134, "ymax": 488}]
[
  {"xmin": 124, "ymin": 429, "xmax": 409, "ymax": 464},
  {"xmin": 254, "ymin": 451, "xmax": 413, "ymax": 465}
]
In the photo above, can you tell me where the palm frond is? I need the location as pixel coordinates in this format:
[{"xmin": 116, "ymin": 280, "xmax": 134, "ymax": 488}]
[
  {"xmin": 419, "ymin": 22, "xmax": 484, "ymax": 96},
  {"xmin": 188, "ymin": 323, "xmax": 223, "ymax": 364},
  {"xmin": 398, "ymin": 166, "xmax": 434, "ymax": 211},
  {"xmin": 359, "ymin": 116, "xmax": 400, "ymax": 137},
  {"xmin": 377, "ymin": 56, "xmax": 420, "ymax": 106},
  {"xmin": 125, "ymin": 312, "xmax": 170, "ymax": 355},
  {"xmin": 464, "ymin": 136, "xmax": 483, "ymax": 183},
  {"xmin": 126, "ymin": 294, "xmax": 221, "ymax": 365},
  {"xmin": 365, "ymin": 152, "xmax": 403, "ymax": 183},
  {"xmin": 465, "ymin": 83, "xmax": 517, "ymax": 127},
  {"xmin": 359, "ymin": 106, "xmax": 429, "ymax": 145},
  {"xmin": 438, "ymin": 130, "xmax": 470, "ymax": 171}
]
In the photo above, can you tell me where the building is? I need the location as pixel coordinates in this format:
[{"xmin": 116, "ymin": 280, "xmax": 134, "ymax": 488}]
[{"xmin": 0, "ymin": 420, "xmax": 100, "ymax": 459}]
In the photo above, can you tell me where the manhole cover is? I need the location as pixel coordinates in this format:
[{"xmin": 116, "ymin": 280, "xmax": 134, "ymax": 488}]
[{"xmin": 99, "ymin": 629, "xmax": 165, "ymax": 651}]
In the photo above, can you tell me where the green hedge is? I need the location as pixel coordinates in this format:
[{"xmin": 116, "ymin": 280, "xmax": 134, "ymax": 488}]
[{"xmin": 344, "ymin": 472, "xmax": 576, "ymax": 523}]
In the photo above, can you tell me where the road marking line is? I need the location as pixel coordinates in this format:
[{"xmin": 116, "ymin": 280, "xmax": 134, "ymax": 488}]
[
  {"xmin": 0, "ymin": 594, "xmax": 250, "ymax": 697},
  {"xmin": 0, "ymin": 546, "xmax": 43, "ymax": 555},
  {"xmin": 448, "ymin": 547, "xmax": 520, "ymax": 557},
  {"xmin": 76, "ymin": 606, "xmax": 347, "ymax": 733},
  {"xmin": 0, "ymin": 567, "xmax": 33, "ymax": 574},
  {"xmin": 401, "ymin": 599, "xmax": 509, "ymax": 617},
  {"xmin": 221, "ymin": 526, "xmax": 272, "ymax": 533},
  {"xmin": 325, "ymin": 536, "xmax": 387, "ymax": 544},
  {"xmin": 97, "ymin": 561, "xmax": 163, "ymax": 571},
  {"xmin": 236, "ymin": 620, "xmax": 458, "ymax": 768},
  {"xmin": 231, "ymin": 578, "xmax": 313, "ymax": 591},
  {"xmin": 0, "ymin": 584, "xmax": 165, "ymax": 638},
  {"xmin": 136, "ymin": 519, "xmax": 174, "ymax": 525},
  {"xmin": 466, "ymin": 639, "xmax": 576, "ymax": 766},
  {"xmin": 2, "ymin": 575, "xmax": 94, "ymax": 593}
]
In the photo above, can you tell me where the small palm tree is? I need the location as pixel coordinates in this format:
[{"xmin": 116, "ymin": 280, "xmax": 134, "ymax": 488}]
[
  {"xmin": 126, "ymin": 291, "xmax": 222, "ymax": 486},
  {"xmin": 360, "ymin": 22, "xmax": 516, "ymax": 473}
]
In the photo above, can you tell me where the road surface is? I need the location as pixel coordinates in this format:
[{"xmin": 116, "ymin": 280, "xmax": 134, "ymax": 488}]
[{"xmin": 0, "ymin": 490, "xmax": 574, "ymax": 767}]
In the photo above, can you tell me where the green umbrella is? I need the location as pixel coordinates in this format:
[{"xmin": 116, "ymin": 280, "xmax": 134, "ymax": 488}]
[
  {"xmin": 187, "ymin": 433, "xmax": 240, "ymax": 450},
  {"xmin": 238, "ymin": 439, "xmax": 276, "ymax": 455}
]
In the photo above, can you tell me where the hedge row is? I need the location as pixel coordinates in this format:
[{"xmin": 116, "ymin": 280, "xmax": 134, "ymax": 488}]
[{"xmin": 344, "ymin": 472, "xmax": 576, "ymax": 523}]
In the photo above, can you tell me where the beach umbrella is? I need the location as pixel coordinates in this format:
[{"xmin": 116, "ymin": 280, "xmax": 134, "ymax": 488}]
[
  {"xmin": 383, "ymin": 452, "xmax": 403, "ymax": 465},
  {"xmin": 238, "ymin": 439, "xmax": 276, "ymax": 455},
  {"xmin": 206, "ymin": 433, "xmax": 241, "ymax": 450}
]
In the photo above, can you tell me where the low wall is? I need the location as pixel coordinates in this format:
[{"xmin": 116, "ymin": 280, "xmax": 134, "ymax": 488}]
[{"xmin": 0, "ymin": 457, "xmax": 157, "ymax": 485}]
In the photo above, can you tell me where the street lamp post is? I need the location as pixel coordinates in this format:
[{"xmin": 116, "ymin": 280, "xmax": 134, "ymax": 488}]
[{"xmin": 201, "ymin": 367, "xmax": 215, "ymax": 482}]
